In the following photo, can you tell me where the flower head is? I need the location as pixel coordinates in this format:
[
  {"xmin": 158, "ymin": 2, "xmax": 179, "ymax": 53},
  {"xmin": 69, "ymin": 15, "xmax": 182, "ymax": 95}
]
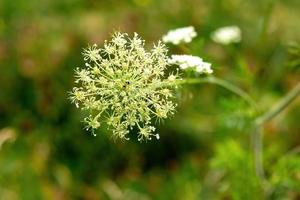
[
  {"xmin": 162, "ymin": 26, "xmax": 197, "ymax": 45},
  {"xmin": 70, "ymin": 32, "xmax": 179, "ymax": 141},
  {"xmin": 211, "ymin": 25, "xmax": 241, "ymax": 45},
  {"xmin": 168, "ymin": 55, "xmax": 213, "ymax": 74}
]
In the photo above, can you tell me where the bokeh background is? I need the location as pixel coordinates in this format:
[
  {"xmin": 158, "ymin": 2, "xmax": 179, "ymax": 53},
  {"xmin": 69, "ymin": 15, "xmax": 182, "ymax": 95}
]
[{"xmin": 0, "ymin": 0, "xmax": 300, "ymax": 199}]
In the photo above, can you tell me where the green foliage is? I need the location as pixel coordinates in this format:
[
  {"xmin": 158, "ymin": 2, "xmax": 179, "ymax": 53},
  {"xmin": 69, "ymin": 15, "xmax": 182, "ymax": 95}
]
[
  {"xmin": 270, "ymin": 154, "xmax": 300, "ymax": 199},
  {"xmin": 210, "ymin": 140, "xmax": 263, "ymax": 200},
  {"xmin": 287, "ymin": 42, "xmax": 300, "ymax": 71}
]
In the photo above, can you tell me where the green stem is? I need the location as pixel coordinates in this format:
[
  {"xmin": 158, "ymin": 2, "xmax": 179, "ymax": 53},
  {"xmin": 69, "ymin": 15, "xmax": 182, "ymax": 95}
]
[
  {"xmin": 251, "ymin": 126, "xmax": 265, "ymax": 181},
  {"xmin": 252, "ymin": 81, "xmax": 300, "ymax": 191},
  {"xmin": 255, "ymin": 81, "xmax": 300, "ymax": 126},
  {"xmin": 168, "ymin": 76, "xmax": 266, "ymax": 182},
  {"xmin": 173, "ymin": 76, "xmax": 258, "ymax": 110},
  {"xmin": 170, "ymin": 76, "xmax": 300, "ymax": 192},
  {"xmin": 258, "ymin": 1, "xmax": 275, "ymax": 44}
]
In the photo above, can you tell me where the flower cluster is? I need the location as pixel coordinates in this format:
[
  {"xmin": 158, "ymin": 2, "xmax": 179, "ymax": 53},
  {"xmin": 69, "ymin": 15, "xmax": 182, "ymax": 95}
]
[
  {"xmin": 211, "ymin": 25, "xmax": 241, "ymax": 45},
  {"xmin": 168, "ymin": 55, "xmax": 213, "ymax": 74},
  {"xmin": 70, "ymin": 33, "xmax": 178, "ymax": 141},
  {"xmin": 162, "ymin": 26, "xmax": 197, "ymax": 45}
]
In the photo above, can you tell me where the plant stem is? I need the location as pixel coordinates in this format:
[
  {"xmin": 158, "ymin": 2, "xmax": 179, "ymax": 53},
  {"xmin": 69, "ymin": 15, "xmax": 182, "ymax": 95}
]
[
  {"xmin": 171, "ymin": 76, "xmax": 300, "ymax": 192},
  {"xmin": 251, "ymin": 126, "xmax": 265, "ymax": 180},
  {"xmin": 258, "ymin": 0, "xmax": 275, "ymax": 44},
  {"xmin": 252, "ymin": 81, "xmax": 300, "ymax": 189},
  {"xmin": 170, "ymin": 76, "xmax": 267, "ymax": 182},
  {"xmin": 255, "ymin": 81, "xmax": 300, "ymax": 126},
  {"xmin": 173, "ymin": 76, "xmax": 258, "ymax": 110}
]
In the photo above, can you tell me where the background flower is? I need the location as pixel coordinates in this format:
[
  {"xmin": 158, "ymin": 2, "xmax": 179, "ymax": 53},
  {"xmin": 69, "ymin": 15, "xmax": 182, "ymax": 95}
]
[
  {"xmin": 169, "ymin": 55, "xmax": 213, "ymax": 74},
  {"xmin": 211, "ymin": 25, "xmax": 241, "ymax": 45},
  {"xmin": 162, "ymin": 26, "xmax": 197, "ymax": 45}
]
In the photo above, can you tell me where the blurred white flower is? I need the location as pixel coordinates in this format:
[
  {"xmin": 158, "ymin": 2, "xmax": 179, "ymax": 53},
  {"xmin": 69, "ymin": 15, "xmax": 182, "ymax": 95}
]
[
  {"xmin": 168, "ymin": 55, "xmax": 213, "ymax": 74},
  {"xmin": 162, "ymin": 26, "xmax": 197, "ymax": 45},
  {"xmin": 211, "ymin": 26, "xmax": 241, "ymax": 45}
]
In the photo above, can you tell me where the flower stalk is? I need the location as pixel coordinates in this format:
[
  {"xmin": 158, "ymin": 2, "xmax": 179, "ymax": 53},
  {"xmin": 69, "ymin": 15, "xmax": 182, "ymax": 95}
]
[
  {"xmin": 252, "ymin": 80, "xmax": 300, "ymax": 190},
  {"xmin": 166, "ymin": 76, "xmax": 257, "ymax": 110},
  {"xmin": 254, "ymin": 81, "xmax": 300, "ymax": 126}
]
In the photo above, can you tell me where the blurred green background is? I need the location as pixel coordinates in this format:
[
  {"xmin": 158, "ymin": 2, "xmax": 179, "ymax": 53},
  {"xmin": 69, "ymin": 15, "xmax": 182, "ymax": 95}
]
[{"xmin": 0, "ymin": 0, "xmax": 300, "ymax": 199}]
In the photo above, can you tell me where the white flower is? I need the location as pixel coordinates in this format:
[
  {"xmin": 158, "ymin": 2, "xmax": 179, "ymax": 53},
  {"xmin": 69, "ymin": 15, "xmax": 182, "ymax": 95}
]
[
  {"xmin": 211, "ymin": 26, "xmax": 241, "ymax": 45},
  {"xmin": 162, "ymin": 26, "xmax": 197, "ymax": 45},
  {"xmin": 168, "ymin": 55, "xmax": 213, "ymax": 74},
  {"xmin": 70, "ymin": 32, "xmax": 179, "ymax": 141}
]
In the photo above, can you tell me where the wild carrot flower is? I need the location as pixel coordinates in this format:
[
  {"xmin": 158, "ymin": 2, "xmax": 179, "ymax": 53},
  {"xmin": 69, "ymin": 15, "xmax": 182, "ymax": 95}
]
[
  {"xmin": 162, "ymin": 26, "xmax": 197, "ymax": 45},
  {"xmin": 168, "ymin": 55, "xmax": 213, "ymax": 74},
  {"xmin": 211, "ymin": 26, "xmax": 241, "ymax": 45},
  {"xmin": 70, "ymin": 32, "xmax": 178, "ymax": 141}
]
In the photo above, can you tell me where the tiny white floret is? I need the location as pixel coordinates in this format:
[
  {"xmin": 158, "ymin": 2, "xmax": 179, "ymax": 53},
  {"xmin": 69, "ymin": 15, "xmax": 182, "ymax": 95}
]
[{"xmin": 156, "ymin": 134, "xmax": 160, "ymax": 140}]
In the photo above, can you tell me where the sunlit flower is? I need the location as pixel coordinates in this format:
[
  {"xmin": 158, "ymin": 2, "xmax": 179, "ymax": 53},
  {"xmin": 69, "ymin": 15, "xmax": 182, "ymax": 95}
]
[
  {"xmin": 162, "ymin": 26, "xmax": 197, "ymax": 45},
  {"xmin": 70, "ymin": 32, "xmax": 179, "ymax": 141},
  {"xmin": 168, "ymin": 55, "xmax": 213, "ymax": 74},
  {"xmin": 211, "ymin": 26, "xmax": 241, "ymax": 45},
  {"xmin": 82, "ymin": 44, "xmax": 101, "ymax": 62}
]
